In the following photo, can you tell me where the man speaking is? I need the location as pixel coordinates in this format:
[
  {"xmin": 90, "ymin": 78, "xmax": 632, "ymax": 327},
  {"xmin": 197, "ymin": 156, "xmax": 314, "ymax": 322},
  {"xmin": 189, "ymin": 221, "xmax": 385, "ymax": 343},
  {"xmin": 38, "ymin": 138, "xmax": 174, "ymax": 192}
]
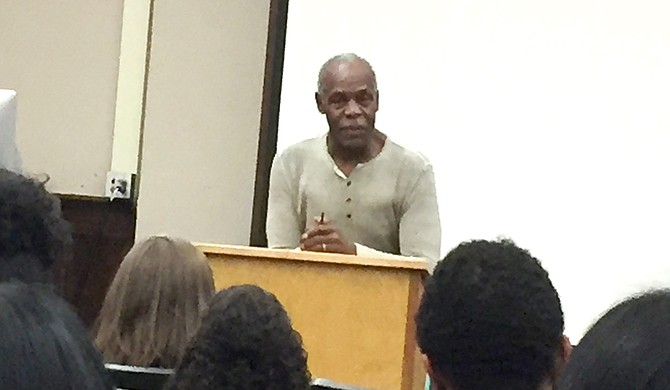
[{"xmin": 266, "ymin": 54, "xmax": 441, "ymax": 268}]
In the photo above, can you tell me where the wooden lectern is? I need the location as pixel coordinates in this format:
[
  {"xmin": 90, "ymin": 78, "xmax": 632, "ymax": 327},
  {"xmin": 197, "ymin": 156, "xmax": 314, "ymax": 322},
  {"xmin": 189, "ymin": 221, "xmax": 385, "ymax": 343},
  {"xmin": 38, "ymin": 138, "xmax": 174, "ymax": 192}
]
[{"xmin": 196, "ymin": 244, "xmax": 429, "ymax": 390}]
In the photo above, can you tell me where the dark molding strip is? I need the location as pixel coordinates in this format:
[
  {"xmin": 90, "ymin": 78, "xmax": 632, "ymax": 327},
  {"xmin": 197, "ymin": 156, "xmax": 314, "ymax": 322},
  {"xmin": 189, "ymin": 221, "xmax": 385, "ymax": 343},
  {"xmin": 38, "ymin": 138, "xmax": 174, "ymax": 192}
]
[
  {"xmin": 249, "ymin": 0, "xmax": 290, "ymax": 247},
  {"xmin": 55, "ymin": 194, "xmax": 136, "ymax": 328}
]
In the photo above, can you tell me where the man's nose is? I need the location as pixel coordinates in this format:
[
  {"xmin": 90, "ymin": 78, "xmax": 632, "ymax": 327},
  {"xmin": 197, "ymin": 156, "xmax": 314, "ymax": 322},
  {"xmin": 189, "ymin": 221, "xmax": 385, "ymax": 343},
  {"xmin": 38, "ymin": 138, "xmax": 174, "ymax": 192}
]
[{"xmin": 344, "ymin": 99, "xmax": 362, "ymax": 116}]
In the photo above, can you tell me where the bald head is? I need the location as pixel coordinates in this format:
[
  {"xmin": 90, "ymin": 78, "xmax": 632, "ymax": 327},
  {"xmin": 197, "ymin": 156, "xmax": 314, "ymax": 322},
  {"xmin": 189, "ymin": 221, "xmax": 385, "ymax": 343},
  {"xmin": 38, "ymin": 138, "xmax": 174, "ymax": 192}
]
[{"xmin": 317, "ymin": 53, "xmax": 377, "ymax": 95}]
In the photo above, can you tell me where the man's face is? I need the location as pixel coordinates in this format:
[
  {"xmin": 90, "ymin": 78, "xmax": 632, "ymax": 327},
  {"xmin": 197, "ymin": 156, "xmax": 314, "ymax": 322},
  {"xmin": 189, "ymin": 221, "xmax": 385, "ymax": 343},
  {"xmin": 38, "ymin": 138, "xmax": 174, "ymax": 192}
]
[{"xmin": 316, "ymin": 60, "xmax": 379, "ymax": 152}]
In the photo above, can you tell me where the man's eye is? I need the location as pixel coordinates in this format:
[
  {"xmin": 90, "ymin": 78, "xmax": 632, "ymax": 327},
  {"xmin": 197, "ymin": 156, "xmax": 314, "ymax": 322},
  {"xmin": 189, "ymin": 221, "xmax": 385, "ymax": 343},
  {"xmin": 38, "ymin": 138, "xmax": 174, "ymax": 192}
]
[
  {"xmin": 356, "ymin": 93, "xmax": 372, "ymax": 104},
  {"xmin": 330, "ymin": 95, "xmax": 346, "ymax": 106}
]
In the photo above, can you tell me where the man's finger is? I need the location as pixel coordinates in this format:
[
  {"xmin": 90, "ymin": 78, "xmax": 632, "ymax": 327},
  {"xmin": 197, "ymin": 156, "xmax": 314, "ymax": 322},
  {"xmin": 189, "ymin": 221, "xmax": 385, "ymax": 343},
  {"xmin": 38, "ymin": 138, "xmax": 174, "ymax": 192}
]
[
  {"xmin": 303, "ymin": 231, "xmax": 344, "ymax": 250},
  {"xmin": 305, "ymin": 224, "xmax": 337, "ymax": 238}
]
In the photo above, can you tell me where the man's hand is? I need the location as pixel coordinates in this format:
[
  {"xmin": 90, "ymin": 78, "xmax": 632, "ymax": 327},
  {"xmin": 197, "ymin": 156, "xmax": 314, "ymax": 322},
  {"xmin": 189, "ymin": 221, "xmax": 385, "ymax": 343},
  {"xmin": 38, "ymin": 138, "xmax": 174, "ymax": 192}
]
[{"xmin": 300, "ymin": 216, "xmax": 356, "ymax": 255}]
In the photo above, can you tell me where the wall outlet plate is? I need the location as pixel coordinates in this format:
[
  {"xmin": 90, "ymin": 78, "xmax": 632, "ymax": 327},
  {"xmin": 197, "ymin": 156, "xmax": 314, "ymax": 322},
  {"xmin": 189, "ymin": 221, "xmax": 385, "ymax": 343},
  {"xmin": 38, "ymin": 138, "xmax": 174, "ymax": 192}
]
[{"xmin": 106, "ymin": 171, "xmax": 134, "ymax": 200}]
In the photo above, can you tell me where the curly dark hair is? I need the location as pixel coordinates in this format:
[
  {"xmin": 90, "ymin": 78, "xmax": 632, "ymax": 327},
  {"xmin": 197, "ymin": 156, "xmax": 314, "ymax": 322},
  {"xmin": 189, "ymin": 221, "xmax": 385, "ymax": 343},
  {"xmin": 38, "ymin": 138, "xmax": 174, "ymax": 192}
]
[
  {"xmin": 166, "ymin": 284, "xmax": 311, "ymax": 390},
  {"xmin": 0, "ymin": 169, "xmax": 72, "ymax": 283},
  {"xmin": 416, "ymin": 239, "xmax": 564, "ymax": 390},
  {"xmin": 558, "ymin": 290, "xmax": 670, "ymax": 390}
]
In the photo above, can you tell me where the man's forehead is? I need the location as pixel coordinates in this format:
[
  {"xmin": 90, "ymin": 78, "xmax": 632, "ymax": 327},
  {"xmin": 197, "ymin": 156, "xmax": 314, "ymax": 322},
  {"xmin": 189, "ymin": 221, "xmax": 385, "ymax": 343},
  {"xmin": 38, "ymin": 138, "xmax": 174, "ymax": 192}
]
[
  {"xmin": 328, "ymin": 85, "xmax": 372, "ymax": 95},
  {"xmin": 328, "ymin": 60, "xmax": 372, "ymax": 79},
  {"xmin": 321, "ymin": 62, "xmax": 376, "ymax": 93}
]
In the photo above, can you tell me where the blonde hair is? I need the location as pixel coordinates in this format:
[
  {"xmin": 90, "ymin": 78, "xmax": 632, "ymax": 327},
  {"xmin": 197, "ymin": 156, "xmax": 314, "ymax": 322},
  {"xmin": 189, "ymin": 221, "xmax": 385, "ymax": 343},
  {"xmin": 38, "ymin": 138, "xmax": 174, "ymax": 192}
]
[{"xmin": 94, "ymin": 236, "xmax": 215, "ymax": 368}]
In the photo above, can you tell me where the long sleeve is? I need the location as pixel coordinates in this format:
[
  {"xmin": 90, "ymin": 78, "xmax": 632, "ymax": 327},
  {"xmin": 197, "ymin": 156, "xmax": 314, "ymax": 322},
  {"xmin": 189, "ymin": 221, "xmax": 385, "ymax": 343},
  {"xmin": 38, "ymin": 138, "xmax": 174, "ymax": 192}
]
[
  {"xmin": 266, "ymin": 153, "xmax": 303, "ymax": 249},
  {"xmin": 354, "ymin": 242, "xmax": 429, "ymax": 261},
  {"xmin": 398, "ymin": 164, "xmax": 441, "ymax": 270}
]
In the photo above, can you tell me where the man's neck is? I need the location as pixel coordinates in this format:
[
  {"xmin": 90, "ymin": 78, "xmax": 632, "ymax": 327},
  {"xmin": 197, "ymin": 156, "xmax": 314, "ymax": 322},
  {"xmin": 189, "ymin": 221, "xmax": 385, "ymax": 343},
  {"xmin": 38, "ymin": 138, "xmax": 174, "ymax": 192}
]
[{"xmin": 327, "ymin": 130, "xmax": 386, "ymax": 173}]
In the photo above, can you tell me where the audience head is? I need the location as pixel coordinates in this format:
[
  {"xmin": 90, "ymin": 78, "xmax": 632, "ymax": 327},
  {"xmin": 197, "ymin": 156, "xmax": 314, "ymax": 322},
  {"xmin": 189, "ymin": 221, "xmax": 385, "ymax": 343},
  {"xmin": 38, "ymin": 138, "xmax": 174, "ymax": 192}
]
[
  {"xmin": 417, "ymin": 239, "xmax": 570, "ymax": 390},
  {"xmin": 0, "ymin": 281, "xmax": 113, "ymax": 389},
  {"xmin": 558, "ymin": 289, "xmax": 670, "ymax": 390},
  {"xmin": 94, "ymin": 236, "xmax": 215, "ymax": 368},
  {"xmin": 0, "ymin": 169, "xmax": 72, "ymax": 284},
  {"xmin": 167, "ymin": 284, "xmax": 311, "ymax": 390}
]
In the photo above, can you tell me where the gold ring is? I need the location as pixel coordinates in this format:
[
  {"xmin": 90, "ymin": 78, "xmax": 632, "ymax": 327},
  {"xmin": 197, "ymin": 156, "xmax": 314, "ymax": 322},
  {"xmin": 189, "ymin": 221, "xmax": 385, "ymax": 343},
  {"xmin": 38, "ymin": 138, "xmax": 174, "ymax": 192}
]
[{"xmin": 322, "ymin": 243, "xmax": 326, "ymax": 251}]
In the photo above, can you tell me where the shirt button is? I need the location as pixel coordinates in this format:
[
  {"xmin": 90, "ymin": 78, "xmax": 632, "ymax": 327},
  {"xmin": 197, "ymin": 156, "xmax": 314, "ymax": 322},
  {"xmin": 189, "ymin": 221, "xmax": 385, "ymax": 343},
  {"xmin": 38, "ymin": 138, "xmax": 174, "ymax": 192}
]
[
  {"xmin": 346, "ymin": 214, "xmax": 352, "ymax": 218},
  {"xmin": 347, "ymin": 181, "xmax": 352, "ymax": 186},
  {"xmin": 345, "ymin": 198, "xmax": 352, "ymax": 202}
]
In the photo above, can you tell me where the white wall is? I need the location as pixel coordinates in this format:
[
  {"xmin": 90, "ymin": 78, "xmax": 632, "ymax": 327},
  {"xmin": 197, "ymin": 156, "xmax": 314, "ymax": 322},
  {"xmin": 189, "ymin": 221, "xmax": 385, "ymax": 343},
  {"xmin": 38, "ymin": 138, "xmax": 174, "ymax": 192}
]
[
  {"xmin": 0, "ymin": 1, "xmax": 124, "ymax": 195},
  {"xmin": 1, "ymin": 0, "xmax": 271, "ymax": 245},
  {"xmin": 278, "ymin": 0, "xmax": 670, "ymax": 340},
  {"xmin": 136, "ymin": 0, "xmax": 270, "ymax": 245}
]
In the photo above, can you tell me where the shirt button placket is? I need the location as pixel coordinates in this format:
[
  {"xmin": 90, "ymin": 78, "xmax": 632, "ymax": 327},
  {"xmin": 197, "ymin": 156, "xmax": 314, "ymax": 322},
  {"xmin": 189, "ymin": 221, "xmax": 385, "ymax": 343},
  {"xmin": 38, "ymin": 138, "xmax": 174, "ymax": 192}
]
[{"xmin": 345, "ymin": 180, "xmax": 353, "ymax": 220}]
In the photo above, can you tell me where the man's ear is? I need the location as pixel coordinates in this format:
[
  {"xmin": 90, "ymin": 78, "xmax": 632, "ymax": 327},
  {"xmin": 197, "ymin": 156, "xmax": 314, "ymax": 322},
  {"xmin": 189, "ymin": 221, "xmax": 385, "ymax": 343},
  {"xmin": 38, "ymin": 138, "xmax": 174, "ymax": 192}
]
[
  {"xmin": 422, "ymin": 354, "xmax": 430, "ymax": 371},
  {"xmin": 550, "ymin": 335, "xmax": 574, "ymax": 385},
  {"xmin": 315, "ymin": 92, "xmax": 325, "ymax": 114},
  {"xmin": 424, "ymin": 355, "xmax": 449, "ymax": 390},
  {"xmin": 560, "ymin": 335, "xmax": 573, "ymax": 364}
]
